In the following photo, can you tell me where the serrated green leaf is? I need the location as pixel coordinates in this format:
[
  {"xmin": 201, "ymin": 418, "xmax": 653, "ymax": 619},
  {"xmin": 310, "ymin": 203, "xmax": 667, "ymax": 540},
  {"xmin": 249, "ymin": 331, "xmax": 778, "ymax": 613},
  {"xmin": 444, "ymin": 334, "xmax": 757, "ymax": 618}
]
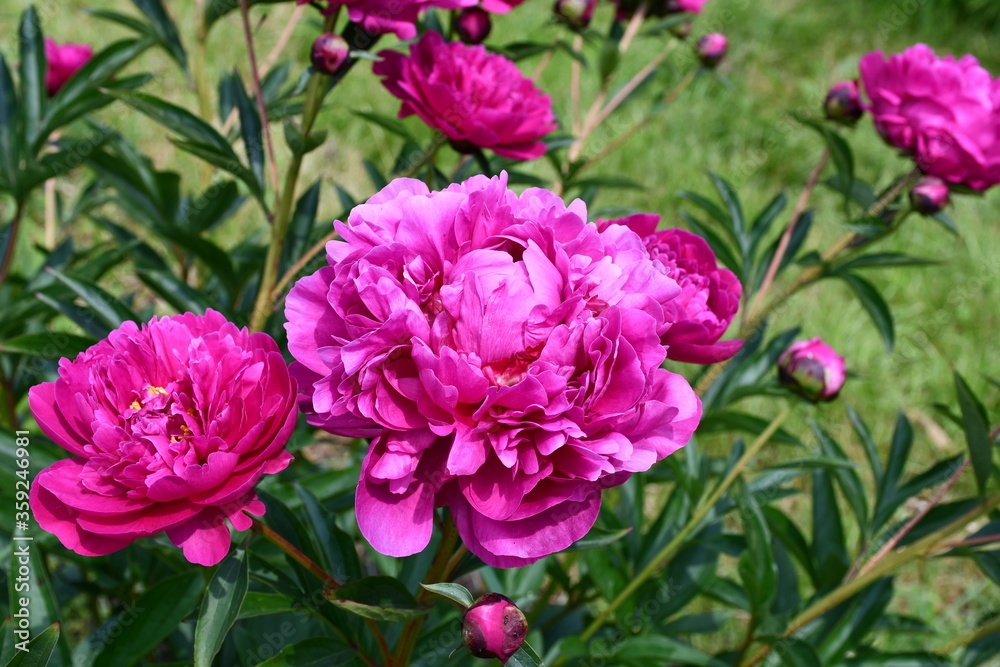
[
  {"xmin": 195, "ymin": 542, "xmax": 249, "ymax": 667},
  {"xmin": 955, "ymin": 371, "xmax": 992, "ymax": 497},
  {"xmin": 419, "ymin": 582, "xmax": 474, "ymax": 610},
  {"xmin": 327, "ymin": 576, "xmax": 425, "ymax": 622}
]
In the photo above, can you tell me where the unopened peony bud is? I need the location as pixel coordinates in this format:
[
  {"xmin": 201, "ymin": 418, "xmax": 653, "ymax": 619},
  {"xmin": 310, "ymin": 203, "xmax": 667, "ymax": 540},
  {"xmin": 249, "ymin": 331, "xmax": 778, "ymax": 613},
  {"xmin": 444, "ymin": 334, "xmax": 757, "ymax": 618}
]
[
  {"xmin": 778, "ymin": 338, "xmax": 846, "ymax": 402},
  {"xmin": 456, "ymin": 7, "xmax": 492, "ymax": 44},
  {"xmin": 909, "ymin": 176, "xmax": 950, "ymax": 214},
  {"xmin": 554, "ymin": 0, "xmax": 595, "ymax": 28},
  {"xmin": 824, "ymin": 80, "xmax": 863, "ymax": 125},
  {"xmin": 696, "ymin": 33, "xmax": 727, "ymax": 68},
  {"xmin": 311, "ymin": 33, "xmax": 349, "ymax": 75},
  {"xmin": 462, "ymin": 593, "xmax": 527, "ymax": 664}
]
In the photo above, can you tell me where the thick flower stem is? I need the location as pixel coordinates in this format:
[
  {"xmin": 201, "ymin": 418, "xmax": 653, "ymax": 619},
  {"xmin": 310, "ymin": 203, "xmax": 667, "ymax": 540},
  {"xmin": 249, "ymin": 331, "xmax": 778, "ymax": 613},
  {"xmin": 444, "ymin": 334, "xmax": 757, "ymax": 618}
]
[
  {"xmin": 741, "ymin": 491, "xmax": 1000, "ymax": 667},
  {"xmin": 248, "ymin": 15, "xmax": 337, "ymax": 332},
  {"xmin": 391, "ymin": 516, "xmax": 462, "ymax": 666},
  {"xmin": 253, "ymin": 518, "xmax": 342, "ymax": 589},
  {"xmin": 577, "ymin": 407, "xmax": 792, "ymax": 644}
]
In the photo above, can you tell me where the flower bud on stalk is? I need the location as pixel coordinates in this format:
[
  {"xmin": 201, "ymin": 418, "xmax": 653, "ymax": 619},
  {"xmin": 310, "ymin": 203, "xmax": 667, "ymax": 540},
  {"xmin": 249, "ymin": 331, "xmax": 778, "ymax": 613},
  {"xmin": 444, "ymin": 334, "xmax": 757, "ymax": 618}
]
[
  {"xmin": 554, "ymin": 0, "xmax": 595, "ymax": 29},
  {"xmin": 311, "ymin": 33, "xmax": 349, "ymax": 75},
  {"xmin": 777, "ymin": 338, "xmax": 846, "ymax": 402},
  {"xmin": 696, "ymin": 33, "xmax": 727, "ymax": 68},
  {"xmin": 462, "ymin": 593, "xmax": 528, "ymax": 663},
  {"xmin": 824, "ymin": 80, "xmax": 864, "ymax": 125},
  {"xmin": 909, "ymin": 176, "xmax": 950, "ymax": 214},
  {"xmin": 456, "ymin": 7, "xmax": 492, "ymax": 44}
]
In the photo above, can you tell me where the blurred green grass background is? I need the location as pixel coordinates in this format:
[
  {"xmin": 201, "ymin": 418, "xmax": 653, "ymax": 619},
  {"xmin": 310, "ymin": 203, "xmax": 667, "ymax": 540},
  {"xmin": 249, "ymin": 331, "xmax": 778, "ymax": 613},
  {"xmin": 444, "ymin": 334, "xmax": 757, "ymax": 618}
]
[{"xmin": 3, "ymin": 0, "xmax": 1000, "ymax": 655}]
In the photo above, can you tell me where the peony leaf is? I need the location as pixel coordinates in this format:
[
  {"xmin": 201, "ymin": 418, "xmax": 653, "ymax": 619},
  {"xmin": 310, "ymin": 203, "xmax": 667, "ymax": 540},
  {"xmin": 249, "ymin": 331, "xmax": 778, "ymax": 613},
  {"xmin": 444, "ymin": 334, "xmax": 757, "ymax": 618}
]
[
  {"xmin": 5, "ymin": 622, "xmax": 60, "ymax": 667},
  {"xmin": 955, "ymin": 371, "xmax": 992, "ymax": 497},
  {"xmin": 256, "ymin": 637, "xmax": 359, "ymax": 666},
  {"xmin": 0, "ymin": 332, "xmax": 94, "ymax": 359},
  {"xmin": 758, "ymin": 636, "xmax": 822, "ymax": 667},
  {"xmin": 18, "ymin": 7, "xmax": 46, "ymax": 155},
  {"xmin": 327, "ymin": 576, "xmax": 426, "ymax": 623},
  {"xmin": 194, "ymin": 541, "xmax": 249, "ymax": 667},
  {"xmin": 840, "ymin": 272, "xmax": 894, "ymax": 352},
  {"xmin": 811, "ymin": 467, "xmax": 850, "ymax": 589},
  {"xmin": 237, "ymin": 592, "xmax": 299, "ymax": 620},
  {"xmin": 420, "ymin": 582, "xmax": 475, "ymax": 610},
  {"xmin": 130, "ymin": 0, "xmax": 188, "ymax": 72},
  {"xmin": 506, "ymin": 641, "xmax": 546, "ymax": 667},
  {"xmin": 44, "ymin": 268, "xmax": 139, "ymax": 331},
  {"xmin": 0, "ymin": 52, "xmax": 18, "ymax": 193},
  {"xmin": 231, "ymin": 72, "xmax": 264, "ymax": 189}
]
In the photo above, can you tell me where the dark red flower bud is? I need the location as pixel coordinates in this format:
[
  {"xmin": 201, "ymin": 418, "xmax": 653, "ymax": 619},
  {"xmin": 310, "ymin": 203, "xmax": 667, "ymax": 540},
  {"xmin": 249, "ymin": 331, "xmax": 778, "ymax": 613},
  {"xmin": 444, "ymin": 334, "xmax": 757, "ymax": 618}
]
[
  {"xmin": 696, "ymin": 33, "xmax": 727, "ymax": 68},
  {"xmin": 824, "ymin": 80, "xmax": 864, "ymax": 125},
  {"xmin": 909, "ymin": 176, "xmax": 950, "ymax": 215},
  {"xmin": 462, "ymin": 593, "xmax": 527, "ymax": 664},
  {"xmin": 456, "ymin": 7, "xmax": 492, "ymax": 44},
  {"xmin": 554, "ymin": 0, "xmax": 596, "ymax": 29},
  {"xmin": 311, "ymin": 33, "xmax": 349, "ymax": 75}
]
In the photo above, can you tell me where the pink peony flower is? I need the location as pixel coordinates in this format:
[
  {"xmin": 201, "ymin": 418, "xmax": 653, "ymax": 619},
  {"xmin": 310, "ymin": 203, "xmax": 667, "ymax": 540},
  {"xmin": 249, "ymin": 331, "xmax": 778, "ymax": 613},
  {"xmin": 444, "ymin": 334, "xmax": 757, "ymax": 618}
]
[
  {"xmin": 373, "ymin": 31, "xmax": 556, "ymax": 161},
  {"xmin": 285, "ymin": 173, "xmax": 701, "ymax": 567},
  {"xmin": 463, "ymin": 593, "xmax": 527, "ymax": 664},
  {"xmin": 29, "ymin": 310, "xmax": 297, "ymax": 566},
  {"xmin": 599, "ymin": 215, "xmax": 742, "ymax": 364},
  {"xmin": 480, "ymin": 0, "xmax": 527, "ymax": 12},
  {"xmin": 44, "ymin": 38, "xmax": 93, "ymax": 96},
  {"xmin": 615, "ymin": 0, "xmax": 708, "ymax": 19},
  {"xmin": 777, "ymin": 337, "xmax": 846, "ymax": 402},
  {"xmin": 299, "ymin": 0, "xmax": 476, "ymax": 40},
  {"xmin": 859, "ymin": 44, "xmax": 1000, "ymax": 191}
]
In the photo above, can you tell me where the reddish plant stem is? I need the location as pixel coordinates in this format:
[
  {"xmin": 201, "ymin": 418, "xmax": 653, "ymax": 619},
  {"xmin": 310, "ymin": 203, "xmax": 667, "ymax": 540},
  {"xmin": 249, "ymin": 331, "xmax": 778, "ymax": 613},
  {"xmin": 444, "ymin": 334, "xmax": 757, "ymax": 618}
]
[{"xmin": 239, "ymin": 0, "xmax": 282, "ymax": 200}]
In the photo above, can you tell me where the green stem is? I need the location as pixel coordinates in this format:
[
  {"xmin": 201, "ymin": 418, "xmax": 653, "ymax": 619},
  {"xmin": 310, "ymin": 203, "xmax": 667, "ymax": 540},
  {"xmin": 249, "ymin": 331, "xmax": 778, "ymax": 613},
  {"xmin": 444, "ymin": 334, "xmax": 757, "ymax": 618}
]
[
  {"xmin": 0, "ymin": 198, "xmax": 25, "ymax": 285},
  {"xmin": 577, "ymin": 407, "xmax": 792, "ymax": 643},
  {"xmin": 392, "ymin": 516, "xmax": 461, "ymax": 666},
  {"xmin": 741, "ymin": 492, "xmax": 1000, "ymax": 667},
  {"xmin": 940, "ymin": 613, "xmax": 1000, "ymax": 655}
]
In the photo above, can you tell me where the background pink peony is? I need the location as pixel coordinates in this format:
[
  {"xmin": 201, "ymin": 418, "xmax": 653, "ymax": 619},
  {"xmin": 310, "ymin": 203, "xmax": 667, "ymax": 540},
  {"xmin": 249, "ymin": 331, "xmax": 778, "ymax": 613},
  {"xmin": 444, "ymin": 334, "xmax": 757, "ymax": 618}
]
[
  {"xmin": 373, "ymin": 31, "xmax": 556, "ymax": 161},
  {"xmin": 859, "ymin": 44, "xmax": 1000, "ymax": 191},
  {"xmin": 285, "ymin": 173, "xmax": 701, "ymax": 567},
  {"xmin": 44, "ymin": 38, "xmax": 93, "ymax": 96},
  {"xmin": 29, "ymin": 310, "xmax": 297, "ymax": 566},
  {"xmin": 299, "ymin": 0, "xmax": 476, "ymax": 39}
]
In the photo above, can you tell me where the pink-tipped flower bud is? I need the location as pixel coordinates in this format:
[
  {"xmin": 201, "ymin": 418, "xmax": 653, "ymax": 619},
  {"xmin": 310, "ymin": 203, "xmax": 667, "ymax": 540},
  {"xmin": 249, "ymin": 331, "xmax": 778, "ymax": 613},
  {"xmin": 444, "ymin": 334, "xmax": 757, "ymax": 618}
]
[
  {"xmin": 824, "ymin": 80, "xmax": 864, "ymax": 125},
  {"xmin": 696, "ymin": 33, "xmax": 727, "ymax": 68},
  {"xmin": 778, "ymin": 338, "xmax": 846, "ymax": 402},
  {"xmin": 311, "ymin": 33, "xmax": 349, "ymax": 75},
  {"xmin": 456, "ymin": 7, "xmax": 492, "ymax": 44},
  {"xmin": 462, "ymin": 593, "xmax": 527, "ymax": 664},
  {"xmin": 554, "ymin": 0, "xmax": 596, "ymax": 29},
  {"xmin": 909, "ymin": 176, "xmax": 950, "ymax": 215}
]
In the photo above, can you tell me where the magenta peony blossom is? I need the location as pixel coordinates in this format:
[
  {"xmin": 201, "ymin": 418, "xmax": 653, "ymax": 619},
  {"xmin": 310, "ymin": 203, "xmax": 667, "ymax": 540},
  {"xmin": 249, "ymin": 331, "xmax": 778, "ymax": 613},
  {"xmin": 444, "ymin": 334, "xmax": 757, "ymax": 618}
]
[
  {"xmin": 44, "ymin": 38, "xmax": 93, "ymax": 96},
  {"xmin": 599, "ymin": 215, "xmax": 742, "ymax": 364},
  {"xmin": 299, "ymin": 0, "xmax": 476, "ymax": 40},
  {"xmin": 615, "ymin": 0, "xmax": 708, "ymax": 19},
  {"xmin": 29, "ymin": 310, "xmax": 297, "ymax": 566},
  {"xmin": 463, "ymin": 593, "xmax": 527, "ymax": 664},
  {"xmin": 373, "ymin": 31, "xmax": 556, "ymax": 161},
  {"xmin": 480, "ymin": 0, "xmax": 527, "ymax": 12},
  {"xmin": 777, "ymin": 337, "xmax": 846, "ymax": 402},
  {"xmin": 859, "ymin": 44, "xmax": 1000, "ymax": 191},
  {"xmin": 285, "ymin": 173, "xmax": 701, "ymax": 567}
]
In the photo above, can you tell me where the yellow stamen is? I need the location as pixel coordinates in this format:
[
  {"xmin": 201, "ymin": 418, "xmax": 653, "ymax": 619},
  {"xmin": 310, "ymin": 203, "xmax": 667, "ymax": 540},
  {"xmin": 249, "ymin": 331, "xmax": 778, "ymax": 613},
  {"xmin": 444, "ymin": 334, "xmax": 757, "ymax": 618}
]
[
  {"xmin": 129, "ymin": 400, "xmax": 141, "ymax": 410},
  {"xmin": 146, "ymin": 386, "xmax": 167, "ymax": 396}
]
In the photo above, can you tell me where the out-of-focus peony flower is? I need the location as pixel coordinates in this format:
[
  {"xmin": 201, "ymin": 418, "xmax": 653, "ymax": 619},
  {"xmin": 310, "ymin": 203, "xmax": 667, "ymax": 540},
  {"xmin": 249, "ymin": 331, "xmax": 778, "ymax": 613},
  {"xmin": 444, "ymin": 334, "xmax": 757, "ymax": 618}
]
[
  {"xmin": 298, "ymin": 0, "xmax": 476, "ymax": 40},
  {"xmin": 696, "ymin": 33, "xmax": 727, "ymax": 68},
  {"xmin": 480, "ymin": 0, "xmax": 527, "ymax": 12},
  {"xmin": 554, "ymin": 0, "xmax": 596, "ymax": 29},
  {"xmin": 598, "ymin": 215, "xmax": 742, "ymax": 364},
  {"xmin": 456, "ymin": 7, "xmax": 492, "ymax": 44},
  {"xmin": 824, "ymin": 80, "xmax": 864, "ymax": 125},
  {"xmin": 615, "ymin": 0, "xmax": 708, "ymax": 19},
  {"xmin": 463, "ymin": 593, "xmax": 527, "ymax": 663},
  {"xmin": 859, "ymin": 44, "xmax": 1000, "ymax": 191},
  {"xmin": 44, "ymin": 38, "xmax": 93, "ymax": 96},
  {"xmin": 285, "ymin": 173, "xmax": 701, "ymax": 568},
  {"xmin": 909, "ymin": 176, "xmax": 951, "ymax": 214},
  {"xmin": 311, "ymin": 33, "xmax": 350, "ymax": 75},
  {"xmin": 777, "ymin": 337, "xmax": 846, "ymax": 402},
  {"xmin": 29, "ymin": 310, "xmax": 297, "ymax": 566},
  {"xmin": 374, "ymin": 31, "xmax": 556, "ymax": 161}
]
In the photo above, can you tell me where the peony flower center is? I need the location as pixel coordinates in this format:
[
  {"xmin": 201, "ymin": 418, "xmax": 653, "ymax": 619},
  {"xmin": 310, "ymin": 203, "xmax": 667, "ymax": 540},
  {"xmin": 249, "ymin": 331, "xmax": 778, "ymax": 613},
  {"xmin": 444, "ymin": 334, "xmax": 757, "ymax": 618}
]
[{"xmin": 481, "ymin": 344, "xmax": 544, "ymax": 387}]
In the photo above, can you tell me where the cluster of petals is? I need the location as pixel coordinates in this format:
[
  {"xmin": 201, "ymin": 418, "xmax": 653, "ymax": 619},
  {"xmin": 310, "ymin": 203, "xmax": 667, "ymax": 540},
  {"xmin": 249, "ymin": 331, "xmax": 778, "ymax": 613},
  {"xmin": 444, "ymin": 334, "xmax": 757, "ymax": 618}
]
[
  {"xmin": 29, "ymin": 310, "xmax": 297, "ymax": 566},
  {"xmin": 374, "ymin": 31, "xmax": 556, "ymax": 161},
  {"xmin": 286, "ymin": 173, "xmax": 702, "ymax": 567},
  {"xmin": 860, "ymin": 44, "xmax": 1000, "ymax": 191},
  {"xmin": 599, "ymin": 215, "xmax": 742, "ymax": 364},
  {"xmin": 299, "ymin": 0, "xmax": 476, "ymax": 39},
  {"xmin": 45, "ymin": 38, "xmax": 92, "ymax": 96}
]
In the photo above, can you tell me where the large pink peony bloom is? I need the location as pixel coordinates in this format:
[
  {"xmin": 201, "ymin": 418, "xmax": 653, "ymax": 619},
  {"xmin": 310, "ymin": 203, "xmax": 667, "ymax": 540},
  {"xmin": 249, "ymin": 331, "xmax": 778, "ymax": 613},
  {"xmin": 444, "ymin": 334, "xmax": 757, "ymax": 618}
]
[
  {"xmin": 373, "ymin": 31, "xmax": 556, "ymax": 161},
  {"xmin": 29, "ymin": 310, "xmax": 297, "ymax": 566},
  {"xmin": 599, "ymin": 215, "xmax": 742, "ymax": 364},
  {"xmin": 300, "ymin": 0, "xmax": 476, "ymax": 40},
  {"xmin": 45, "ymin": 38, "xmax": 93, "ymax": 96},
  {"xmin": 286, "ymin": 173, "xmax": 701, "ymax": 567},
  {"xmin": 859, "ymin": 44, "xmax": 1000, "ymax": 191}
]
